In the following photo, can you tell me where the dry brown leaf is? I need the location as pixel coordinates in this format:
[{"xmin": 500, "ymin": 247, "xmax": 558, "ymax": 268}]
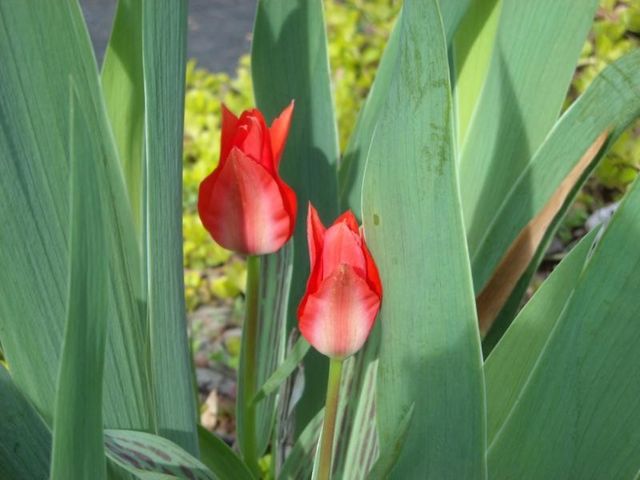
[{"xmin": 477, "ymin": 130, "xmax": 610, "ymax": 336}]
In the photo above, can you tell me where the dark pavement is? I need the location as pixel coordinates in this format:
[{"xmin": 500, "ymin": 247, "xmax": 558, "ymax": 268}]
[{"xmin": 80, "ymin": 0, "xmax": 255, "ymax": 73}]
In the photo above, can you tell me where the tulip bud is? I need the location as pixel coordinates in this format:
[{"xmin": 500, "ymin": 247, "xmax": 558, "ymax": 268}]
[
  {"xmin": 198, "ymin": 102, "xmax": 297, "ymax": 255},
  {"xmin": 298, "ymin": 204, "xmax": 382, "ymax": 358}
]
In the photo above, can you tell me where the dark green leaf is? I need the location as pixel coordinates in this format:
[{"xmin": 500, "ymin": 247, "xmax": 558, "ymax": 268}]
[{"xmin": 0, "ymin": 366, "xmax": 50, "ymax": 480}]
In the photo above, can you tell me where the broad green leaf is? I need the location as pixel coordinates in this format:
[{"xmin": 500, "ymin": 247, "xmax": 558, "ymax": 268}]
[
  {"xmin": 452, "ymin": 0, "xmax": 503, "ymax": 147},
  {"xmin": 0, "ymin": 366, "xmax": 50, "ymax": 480},
  {"xmin": 105, "ymin": 430, "xmax": 213, "ymax": 480},
  {"xmin": 471, "ymin": 50, "xmax": 640, "ymax": 293},
  {"xmin": 459, "ymin": 0, "xmax": 599, "ymax": 253},
  {"xmin": 142, "ymin": 0, "xmax": 198, "ymax": 454},
  {"xmin": 484, "ymin": 228, "xmax": 598, "ymax": 444},
  {"xmin": 252, "ymin": 0, "xmax": 340, "ymax": 434},
  {"xmin": 339, "ymin": 0, "xmax": 475, "ymax": 216},
  {"xmin": 253, "ymin": 334, "xmax": 310, "ymax": 406},
  {"xmin": 50, "ymin": 89, "xmax": 108, "ymax": 480},
  {"xmin": 102, "ymin": 0, "xmax": 145, "ymax": 234},
  {"xmin": 278, "ymin": 409, "xmax": 324, "ymax": 480},
  {"xmin": 488, "ymin": 175, "xmax": 640, "ymax": 478},
  {"xmin": 0, "ymin": 1, "xmax": 152, "ymax": 430},
  {"xmin": 197, "ymin": 426, "xmax": 255, "ymax": 480},
  {"xmin": 361, "ymin": 1, "xmax": 485, "ymax": 477}
]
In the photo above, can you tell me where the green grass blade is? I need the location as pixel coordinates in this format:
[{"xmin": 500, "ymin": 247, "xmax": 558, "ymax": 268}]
[
  {"xmin": 253, "ymin": 334, "xmax": 310, "ymax": 406},
  {"xmin": 361, "ymin": 1, "xmax": 485, "ymax": 477},
  {"xmin": 50, "ymin": 88, "xmax": 108, "ymax": 480},
  {"xmin": 105, "ymin": 430, "xmax": 213, "ymax": 479},
  {"xmin": 484, "ymin": 229, "xmax": 598, "ymax": 444},
  {"xmin": 0, "ymin": 2, "xmax": 152, "ymax": 430},
  {"xmin": 487, "ymin": 175, "xmax": 640, "ymax": 478},
  {"xmin": 279, "ymin": 409, "xmax": 324, "ymax": 480},
  {"xmin": 142, "ymin": 0, "xmax": 198, "ymax": 454},
  {"xmin": 331, "ymin": 327, "xmax": 380, "ymax": 479},
  {"xmin": 470, "ymin": 50, "xmax": 640, "ymax": 292},
  {"xmin": 251, "ymin": 0, "xmax": 340, "ymax": 434},
  {"xmin": 254, "ymin": 243, "xmax": 295, "ymax": 454},
  {"xmin": 101, "ymin": 0, "xmax": 145, "ymax": 234},
  {"xmin": 459, "ymin": 0, "xmax": 599, "ymax": 248},
  {"xmin": 0, "ymin": 366, "xmax": 51, "ymax": 480}
]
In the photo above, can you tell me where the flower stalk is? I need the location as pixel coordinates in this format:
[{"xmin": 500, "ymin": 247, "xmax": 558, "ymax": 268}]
[
  {"xmin": 238, "ymin": 254, "xmax": 261, "ymax": 475},
  {"xmin": 317, "ymin": 357, "xmax": 344, "ymax": 480}
]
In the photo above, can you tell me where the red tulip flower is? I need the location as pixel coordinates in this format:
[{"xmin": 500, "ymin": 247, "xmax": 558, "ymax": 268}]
[
  {"xmin": 298, "ymin": 204, "xmax": 382, "ymax": 359},
  {"xmin": 198, "ymin": 103, "xmax": 297, "ymax": 255}
]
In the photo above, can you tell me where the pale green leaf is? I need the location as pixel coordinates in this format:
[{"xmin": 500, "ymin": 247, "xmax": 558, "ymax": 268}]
[
  {"xmin": 50, "ymin": 87, "xmax": 108, "ymax": 480},
  {"xmin": 471, "ymin": 50, "xmax": 640, "ymax": 292},
  {"xmin": 361, "ymin": 1, "xmax": 485, "ymax": 477},
  {"xmin": 452, "ymin": 0, "xmax": 503, "ymax": 146},
  {"xmin": 142, "ymin": 0, "xmax": 198, "ymax": 454},
  {"xmin": 487, "ymin": 175, "xmax": 640, "ymax": 478},
  {"xmin": 102, "ymin": 0, "xmax": 145, "ymax": 235},
  {"xmin": 484, "ymin": 228, "xmax": 599, "ymax": 444},
  {"xmin": 0, "ymin": 1, "xmax": 152, "ymax": 430},
  {"xmin": 459, "ymin": 0, "xmax": 599, "ymax": 253}
]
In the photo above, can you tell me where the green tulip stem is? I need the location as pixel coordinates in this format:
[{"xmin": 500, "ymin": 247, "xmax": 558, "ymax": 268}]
[
  {"xmin": 239, "ymin": 254, "xmax": 261, "ymax": 475},
  {"xmin": 317, "ymin": 357, "xmax": 344, "ymax": 480}
]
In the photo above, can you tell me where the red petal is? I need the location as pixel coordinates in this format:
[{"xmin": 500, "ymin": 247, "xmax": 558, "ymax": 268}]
[
  {"xmin": 270, "ymin": 101, "xmax": 294, "ymax": 168},
  {"xmin": 234, "ymin": 115, "xmax": 274, "ymax": 172},
  {"xmin": 321, "ymin": 221, "xmax": 365, "ymax": 279},
  {"xmin": 307, "ymin": 203, "xmax": 326, "ymax": 270},
  {"xmin": 362, "ymin": 241, "xmax": 383, "ymax": 298},
  {"xmin": 298, "ymin": 264, "xmax": 381, "ymax": 358},
  {"xmin": 198, "ymin": 147, "xmax": 293, "ymax": 255},
  {"xmin": 334, "ymin": 210, "xmax": 359, "ymax": 233},
  {"xmin": 220, "ymin": 104, "xmax": 239, "ymax": 162}
]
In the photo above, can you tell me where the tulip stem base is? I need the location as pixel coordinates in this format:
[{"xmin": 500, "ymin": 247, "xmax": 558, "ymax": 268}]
[
  {"xmin": 317, "ymin": 357, "xmax": 344, "ymax": 480},
  {"xmin": 238, "ymin": 255, "xmax": 261, "ymax": 476}
]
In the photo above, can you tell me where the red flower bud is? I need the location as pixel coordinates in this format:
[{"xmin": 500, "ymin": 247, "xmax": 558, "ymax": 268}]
[
  {"xmin": 198, "ymin": 102, "xmax": 297, "ymax": 255},
  {"xmin": 298, "ymin": 204, "xmax": 383, "ymax": 358}
]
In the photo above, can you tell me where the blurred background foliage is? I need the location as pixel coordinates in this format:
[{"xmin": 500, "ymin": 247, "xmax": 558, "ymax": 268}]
[{"xmin": 182, "ymin": 0, "xmax": 639, "ymax": 364}]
